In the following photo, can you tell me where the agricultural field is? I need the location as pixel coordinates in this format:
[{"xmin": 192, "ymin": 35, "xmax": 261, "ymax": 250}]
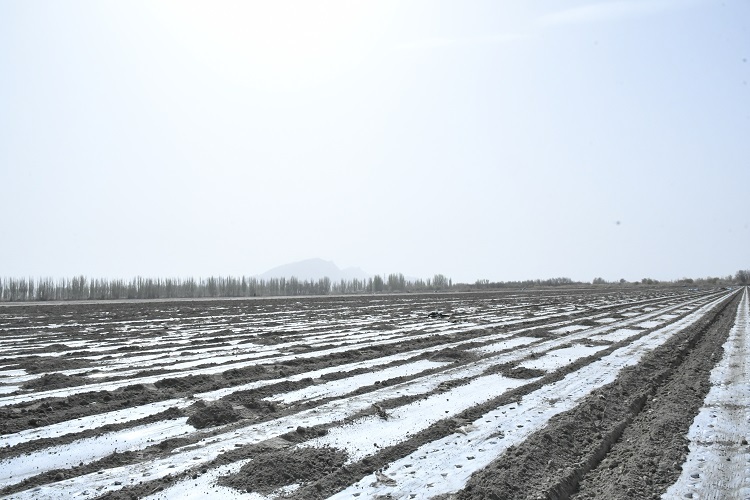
[{"xmin": 0, "ymin": 287, "xmax": 747, "ymax": 499}]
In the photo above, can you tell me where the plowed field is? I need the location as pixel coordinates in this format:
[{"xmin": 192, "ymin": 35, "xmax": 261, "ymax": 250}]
[{"xmin": 1, "ymin": 287, "xmax": 747, "ymax": 499}]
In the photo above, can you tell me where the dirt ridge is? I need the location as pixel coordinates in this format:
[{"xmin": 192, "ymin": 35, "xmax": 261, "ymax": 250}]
[
  {"xmin": 454, "ymin": 290, "xmax": 740, "ymax": 500},
  {"xmin": 0, "ymin": 288, "xmax": 736, "ymax": 499}
]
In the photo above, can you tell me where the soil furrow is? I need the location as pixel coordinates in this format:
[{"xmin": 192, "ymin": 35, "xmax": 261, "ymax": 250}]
[
  {"xmin": 0, "ymin": 287, "xmax": 738, "ymax": 499},
  {"xmin": 1, "ymin": 293, "xmax": 698, "ymax": 435},
  {"xmin": 451, "ymin": 290, "xmax": 740, "ymax": 500}
]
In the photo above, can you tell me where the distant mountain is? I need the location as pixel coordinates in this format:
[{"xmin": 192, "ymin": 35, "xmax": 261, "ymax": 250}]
[{"xmin": 257, "ymin": 258, "xmax": 370, "ymax": 282}]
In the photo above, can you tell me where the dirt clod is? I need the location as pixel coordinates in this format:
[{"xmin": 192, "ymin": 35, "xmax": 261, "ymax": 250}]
[
  {"xmin": 186, "ymin": 401, "xmax": 242, "ymax": 429},
  {"xmin": 220, "ymin": 446, "xmax": 348, "ymax": 494}
]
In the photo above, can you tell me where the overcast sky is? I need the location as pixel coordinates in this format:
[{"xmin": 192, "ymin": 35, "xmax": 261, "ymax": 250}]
[{"xmin": 2, "ymin": 0, "xmax": 748, "ymax": 284}]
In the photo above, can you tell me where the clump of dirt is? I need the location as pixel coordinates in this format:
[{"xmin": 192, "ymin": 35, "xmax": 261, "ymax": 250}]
[
  {"xmin": 220, "ymin": 446, "xmax": 348, "ymax": 494},
  {"xmin": 428, "ymin": 311, "xmax": 452, "ymax": 319},
  {"xmin": 122, "ymin": 383, "xmax": 147, "ymax": 392},
  {"xmin": 154, "ymin": 374, "xmax": 215, "ymax": 392},
  {"xmin": 524, "ymin": 328, "xmax": 552, "ymax": 338},
  {"xmin": 222, "ymin": 364, "xmax": 266, "ymax": 380},
  {"xmin": 577, "ymin": 319, "xmax": 599, "ymax": 327},
  {"xmin": 319, "ymin": 368, "xmax": 368, "ymax": 381},
  {"xmin": 435, "ymin": 378, "xmax": 472, "ymax": 392},
  {"xmin": 156, "ymin": 435, "xmax": 195, "ymax": 452},
  {"xmin": 239, "ymin": 397, "xmax": 279, "ymax": 414},
  {"xmin": 484, "ymin": 363, "xmax": 546, "ymax": 379},
  {"xmin": 35, "ymin": 342, "xmax": 72, "ymax": 352},
  {"xmin": 547, "ymin": 341, "xmax": 576, "ymax": 351},
  {"xmin": 186, "ymin": 401, "xmax": 243, "ymax": 429},
  {"xmin": 582, "ymin": 339, "xmax": 613, "ymax": 347},
  {"xmin": 22, "ymin": 373, "xmax": 87, "ymax": 390},
  {"xmin": 427, "ymin": 347, "xmax": 476, "ymax": 363},
  {"xmin": 227, "ymin": 379, "xmax": 313, "ymax": 406},
  {"xmin": 279, "ymin": 425, "xmax": 328, "ymax": 443}
]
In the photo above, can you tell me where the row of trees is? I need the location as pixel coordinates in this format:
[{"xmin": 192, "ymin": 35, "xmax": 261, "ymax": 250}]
[
  {"xmin": 0, "ymin": 273, "xmax": 454, "ymax": 302},
  {"xmin": 2, "ymin": 270, "xmax": 746, "ymax": 303},
  {"xmin": 475, "ymin": 271, "xmax": 750, "ymax": 289},
  {"xmin": 591, "ymin": 270, "xmax": 749, "ymax": 287},
  {"xmin": 473, "ymin": 277, "xmax": 577, "ymax": 289}
]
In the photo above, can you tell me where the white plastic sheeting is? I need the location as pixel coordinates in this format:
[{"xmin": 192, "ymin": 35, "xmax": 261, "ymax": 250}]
[
  {"xmin": 663, "ymin": 289, "xmax": 750, "ymax": 500},
  {"xmin": 327, "ymin": 294, "xmax": 731, "ymax": 499}
]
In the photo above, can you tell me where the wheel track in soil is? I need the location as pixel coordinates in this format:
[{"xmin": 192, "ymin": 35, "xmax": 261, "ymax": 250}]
[
  {"xmin": 452, "ymin": 287, "xmax": 743, "ymax": 500},
  {"xmin": 116, "ymin": 292, "xmax": 733, "ymax": 500},
  {"xmin": 663, "ymin": 286, "xmax": 750, "ymax": 499}
]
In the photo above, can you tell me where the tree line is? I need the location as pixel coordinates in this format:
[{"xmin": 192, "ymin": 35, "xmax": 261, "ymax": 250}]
[
  {"xmin": 2, "ymin": 269, "xmax": 746, "ymax": 303},
  {"xmin": 589, "ymin": 270, "xmax": 749, "ymax": 287},
  {"xmin": 0, "ymin": 273, "xmax": 454, "ymax": 302},
  {"xmin": 474, "ymin": 270, "xmax": 750, "ymax": 289},
  {"xmin": 473, "ymin": 277, "xmax": 578, "ymax": 288}
]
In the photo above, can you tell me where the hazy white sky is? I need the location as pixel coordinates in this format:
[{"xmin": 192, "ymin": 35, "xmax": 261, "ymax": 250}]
[{"xmin": 1, "ymin": 0, "xmax": 748, "ymax": 283}]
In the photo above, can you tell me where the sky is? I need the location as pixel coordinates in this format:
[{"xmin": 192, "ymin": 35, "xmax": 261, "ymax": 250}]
[{"xmin": 1, "ymin": 0, "xmax": 748, "ymax": 284}]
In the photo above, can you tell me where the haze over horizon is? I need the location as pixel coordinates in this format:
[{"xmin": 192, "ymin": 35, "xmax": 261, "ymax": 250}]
[{"xmin": 2, "ymin": 1, "xmax": 748, "ymax": 284}]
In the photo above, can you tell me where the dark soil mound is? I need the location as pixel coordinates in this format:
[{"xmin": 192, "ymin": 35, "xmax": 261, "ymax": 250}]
[
  {"xmin": 154, "ymin": 374, "xmax": 214, "ymax": 391},
  {"xmin": 223, "ymin": 365, "xmax": 266, "ymax": 380},
  {"xmin": 22, "ymin": 372, "xmax": 87, "ymax": 390},
  {"xmin": 279, "ymin": 425, "xmax": 328, "ymax": 443},
  {"xmin": 123, "ymin": 383, "xmax": 148, "ymax": 392},
  {"xmin": 186, "ymin": 401, "xmax": 243, "ymax": 429},
  {"xmin": 220, "ymin": 446, "xmax": 348, "ymax": 494}
]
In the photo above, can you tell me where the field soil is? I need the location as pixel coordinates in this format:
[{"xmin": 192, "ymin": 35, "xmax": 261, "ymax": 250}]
[
  {"xmin": 0, "ymin": 286, "xmax": 746, "ymax": 499},
  {"xmin": 457, "ymin": 289, "xmax": 739, "ymax": 500}
]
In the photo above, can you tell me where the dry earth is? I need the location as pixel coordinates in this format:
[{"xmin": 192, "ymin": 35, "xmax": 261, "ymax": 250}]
[{"xmin": 0, "ymin": 287, "xmax": 747, "ymax": 499}]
